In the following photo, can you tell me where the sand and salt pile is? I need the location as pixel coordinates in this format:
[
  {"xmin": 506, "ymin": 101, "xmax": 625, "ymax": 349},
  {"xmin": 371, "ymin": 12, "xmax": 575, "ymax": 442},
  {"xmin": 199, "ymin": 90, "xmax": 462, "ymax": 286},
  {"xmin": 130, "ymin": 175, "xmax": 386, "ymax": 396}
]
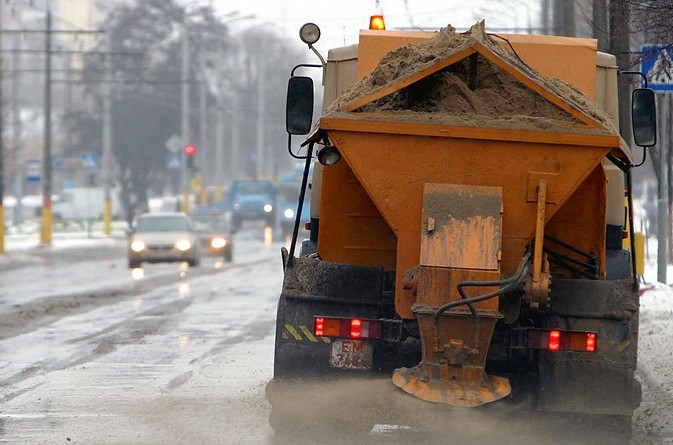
[{"xmin": 325, "ymin": 21, "xmax": 619, "ymax": 136}]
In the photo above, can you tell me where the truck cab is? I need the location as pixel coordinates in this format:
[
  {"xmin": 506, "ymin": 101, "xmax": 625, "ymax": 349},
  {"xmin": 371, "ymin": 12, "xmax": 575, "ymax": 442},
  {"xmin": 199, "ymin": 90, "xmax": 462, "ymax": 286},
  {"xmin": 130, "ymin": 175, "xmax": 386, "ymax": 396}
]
[{"xmin": 228, "ymin": 180, "xmax": 277, "ymax": 229}]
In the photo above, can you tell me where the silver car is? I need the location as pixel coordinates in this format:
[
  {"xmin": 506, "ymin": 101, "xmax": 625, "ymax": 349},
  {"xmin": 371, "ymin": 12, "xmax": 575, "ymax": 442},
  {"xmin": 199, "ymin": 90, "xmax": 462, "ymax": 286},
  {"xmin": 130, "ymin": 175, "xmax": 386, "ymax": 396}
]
[{"xmin": 127, "ymin": 212, "xmax": 200, "ymax": 268}]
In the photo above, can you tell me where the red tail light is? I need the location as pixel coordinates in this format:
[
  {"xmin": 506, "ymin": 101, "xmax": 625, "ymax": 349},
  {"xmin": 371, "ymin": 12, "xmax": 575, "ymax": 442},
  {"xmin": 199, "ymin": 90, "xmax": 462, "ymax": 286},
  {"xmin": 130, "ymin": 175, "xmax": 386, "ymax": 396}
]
[
  {"xmin": 586, "ymin": 332, "xmax": 597, "ymax": 352},
  {"xmin": 548, "ymin": 330, "xmax": 561, "ymax": 351},
  {"xmin": 528, "ymin": 329, "xmax": 598, "ymax": 353},
  {"xmin": 314, "ymin": 317, "xmax": 383, "ymax": 339},
  {"xmin": 315, "ymin": 317, "xmax": 325, "ymax": 336},
  {"xmin": 351, "ymin": 319, "xmax": 362, "ymax": 338}
]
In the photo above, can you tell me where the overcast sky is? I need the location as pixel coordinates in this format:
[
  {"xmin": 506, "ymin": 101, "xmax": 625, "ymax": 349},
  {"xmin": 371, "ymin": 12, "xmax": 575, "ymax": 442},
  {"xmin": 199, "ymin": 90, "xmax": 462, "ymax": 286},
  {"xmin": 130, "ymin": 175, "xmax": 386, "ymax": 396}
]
[{"xmin": 214, "ymin": 0, "xmax": 542, "ymax": 52}]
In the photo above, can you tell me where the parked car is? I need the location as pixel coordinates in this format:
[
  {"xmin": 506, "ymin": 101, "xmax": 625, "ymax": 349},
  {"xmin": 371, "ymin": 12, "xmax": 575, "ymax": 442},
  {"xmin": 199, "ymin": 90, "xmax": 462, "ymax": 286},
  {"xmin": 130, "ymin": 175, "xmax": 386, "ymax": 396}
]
[
  {"xmin": 127, "ymin": 212, "xmax": 200, "ymax": 268},
  {"xmin": 192, "ymin": 214, "xmax": 233, "ymax": 262},
  {"xmin": 228, "ymin": 180, "xmax": 277, "ymax": 229}
]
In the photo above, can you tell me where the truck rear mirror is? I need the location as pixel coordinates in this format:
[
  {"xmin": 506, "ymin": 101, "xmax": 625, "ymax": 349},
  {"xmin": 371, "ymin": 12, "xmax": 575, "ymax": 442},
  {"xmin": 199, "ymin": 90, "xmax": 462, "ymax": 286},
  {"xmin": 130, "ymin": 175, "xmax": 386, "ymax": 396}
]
[
  {"xmin": 286, "ymin": 76, "xmax": 314, "ymax": 135},
  {"xmin": 632, "ymin": 88, "xmax": 657, "ymax": 147}
]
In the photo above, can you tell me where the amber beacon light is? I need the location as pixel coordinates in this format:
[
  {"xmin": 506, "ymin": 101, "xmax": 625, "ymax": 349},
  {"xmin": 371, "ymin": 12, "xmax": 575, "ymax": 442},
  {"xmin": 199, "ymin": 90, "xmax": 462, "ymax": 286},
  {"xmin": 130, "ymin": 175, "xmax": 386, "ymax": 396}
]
[{"xmin": 369, "ymin": 15, "xmax": 385, "ymax": 30}]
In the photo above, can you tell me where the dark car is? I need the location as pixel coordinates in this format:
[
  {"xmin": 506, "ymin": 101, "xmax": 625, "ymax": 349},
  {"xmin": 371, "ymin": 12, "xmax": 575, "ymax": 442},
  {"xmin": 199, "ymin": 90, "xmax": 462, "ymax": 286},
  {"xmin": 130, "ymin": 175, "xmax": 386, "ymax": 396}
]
[
  {"xmin": 228, "ymin": 180, "xmax": 277, "ymax": 229},
  {"xmin": 192, "ymin": 215, "xmax": 233, "ymax": 262}
]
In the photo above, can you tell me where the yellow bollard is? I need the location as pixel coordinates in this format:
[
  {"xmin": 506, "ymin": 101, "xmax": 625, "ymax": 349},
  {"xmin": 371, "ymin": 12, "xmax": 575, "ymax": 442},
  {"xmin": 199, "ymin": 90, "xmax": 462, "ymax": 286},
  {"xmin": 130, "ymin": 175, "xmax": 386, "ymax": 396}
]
[
  {"xmin": 182, "ymin": 191, "xmax": 190, "ymax": 214},
  {"xmin": 103, "ymin": 199, "xmax": 112, "ymax": 236},
  {"xmin": 635, "ymin": 232, "xmax": 645, "ymax": 278},
  {"xmin": 41, "ymin": 204, "xmax": 52, "ymax": 245}
]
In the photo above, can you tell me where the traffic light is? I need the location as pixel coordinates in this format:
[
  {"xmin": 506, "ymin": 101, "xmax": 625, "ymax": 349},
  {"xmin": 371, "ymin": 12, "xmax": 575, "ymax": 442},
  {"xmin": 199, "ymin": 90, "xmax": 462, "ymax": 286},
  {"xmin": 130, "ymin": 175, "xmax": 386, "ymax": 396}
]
[{"xmin": 184, "ymin": 144, "xmax": 197, "ymax": 171}]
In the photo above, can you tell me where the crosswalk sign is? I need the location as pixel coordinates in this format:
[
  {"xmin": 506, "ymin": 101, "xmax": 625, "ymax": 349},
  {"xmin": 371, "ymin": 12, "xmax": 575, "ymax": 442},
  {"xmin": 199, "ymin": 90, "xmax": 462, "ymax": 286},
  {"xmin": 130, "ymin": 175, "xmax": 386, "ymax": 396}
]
[
  {"xmin": 641, "ymin": 45, "xmax": 673, "ymax": 91},
  {"xmin": 167, "ymin": 153, "xmax": 182, "ymax": 171},
  {"xmin": 80, "ymin": 152, "xmax": 100, "ymax": 171}
]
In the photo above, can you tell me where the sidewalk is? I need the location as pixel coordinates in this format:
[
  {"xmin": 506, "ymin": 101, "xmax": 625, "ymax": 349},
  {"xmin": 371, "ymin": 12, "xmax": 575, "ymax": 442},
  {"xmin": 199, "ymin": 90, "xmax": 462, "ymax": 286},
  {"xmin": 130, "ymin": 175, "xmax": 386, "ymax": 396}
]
[{"xmin": 0, "ymin": 229, "xmax": 127, "ymax": 271}]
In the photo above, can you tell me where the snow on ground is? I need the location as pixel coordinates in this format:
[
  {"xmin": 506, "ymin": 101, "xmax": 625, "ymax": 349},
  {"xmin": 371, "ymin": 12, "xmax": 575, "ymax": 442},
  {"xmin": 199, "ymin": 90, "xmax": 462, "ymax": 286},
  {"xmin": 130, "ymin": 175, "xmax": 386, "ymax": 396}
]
[{"xmin": 1, "ymin": 224, "xmax": 673, "ymax": 441}]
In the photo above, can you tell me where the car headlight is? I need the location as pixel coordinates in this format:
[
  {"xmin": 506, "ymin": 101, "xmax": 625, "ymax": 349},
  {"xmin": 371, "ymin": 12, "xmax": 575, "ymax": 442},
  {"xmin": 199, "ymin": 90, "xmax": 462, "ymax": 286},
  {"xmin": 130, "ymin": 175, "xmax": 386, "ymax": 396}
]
[
  {"xmin": 284, "ymin": 209, "xmax": 295, "ymax": 219},
  {"xmin": 175, "ymin": 239, "xmax": 192, "ymax": 251},
  {"xmin": 211, "ymin": 237, "xmax": 227, "ymax": 249},
  {"xmin": 131, "ymin": 240, "xmax": 146, "ymax": 252},
  {"xmin": 264, "ymin": 204, "xmax": 273, "ymax": 213}
]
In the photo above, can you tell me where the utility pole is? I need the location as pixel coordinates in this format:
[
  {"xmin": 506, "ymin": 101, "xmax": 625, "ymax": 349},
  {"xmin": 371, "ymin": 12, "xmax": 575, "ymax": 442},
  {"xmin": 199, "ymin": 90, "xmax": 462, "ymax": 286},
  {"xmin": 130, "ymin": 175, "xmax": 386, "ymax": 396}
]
[
  {"xmin": 215, "ymin": 105, "xmax": 224, "ymax": 198},
  {"xmin": 181, "ymin": 19, "xmax": 191, "ymax": 213},
  {"xmin": 657, "ymin": 96, "xmax": 670, "ymax": 283},
  {"xmin": 40, "ymin": 8, "xmax": 52, "ymax": 245},
  {"xmin": 256, "ymin": 51, "xmax": 265, "ymax": 179},
  {"xmin": 230, "ymin": 92, "xmax": 240, "ymax": 181},
  {"xmin": 198, "ymin": 50, "xmax": 206, "ymax": 197},
  {"xmin": 12, "ymin": 20, "xmax": 23, "ymax": 227},
  {"xmin": 0, "ymin": 1, "xmax": 5, "ymax": 254},
  {"xmin": 541, "ymin": 0, "xmax": 550, "ymax": 35},
  {"xmin": 101, "ymin": 30, "xmax": 113, "ymax": 236},
  {"xmin": 592, "ymin": 0, "xmax": 609, "ymax": 52},
  {"xmin": 552, "ymin": 0, "xmax": 575, "ymax": 37}
]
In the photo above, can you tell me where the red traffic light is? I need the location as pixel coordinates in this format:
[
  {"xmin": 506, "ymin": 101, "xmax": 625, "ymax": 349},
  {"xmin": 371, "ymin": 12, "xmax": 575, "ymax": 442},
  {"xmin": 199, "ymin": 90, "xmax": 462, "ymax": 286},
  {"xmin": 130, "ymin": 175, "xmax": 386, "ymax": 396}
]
[{"xmin": 184, "ymin": 144, "xmax": 197, "ymax": 156}]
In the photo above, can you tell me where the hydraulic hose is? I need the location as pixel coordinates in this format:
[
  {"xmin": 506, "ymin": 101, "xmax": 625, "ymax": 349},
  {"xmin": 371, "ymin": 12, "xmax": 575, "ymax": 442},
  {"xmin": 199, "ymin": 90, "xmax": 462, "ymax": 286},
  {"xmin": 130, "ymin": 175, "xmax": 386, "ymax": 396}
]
[{"xmin": 433, "ymin": 251, "xmax": 531, "ymax": 329}]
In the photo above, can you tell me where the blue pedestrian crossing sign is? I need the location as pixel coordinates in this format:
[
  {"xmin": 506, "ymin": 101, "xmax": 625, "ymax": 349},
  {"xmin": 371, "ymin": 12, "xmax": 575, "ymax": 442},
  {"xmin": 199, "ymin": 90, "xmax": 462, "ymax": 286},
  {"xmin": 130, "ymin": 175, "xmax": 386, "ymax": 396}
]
[
  {"xmin": 80, "ymin": 152, "xmax": 100, "ymax": 171},
  {"xmin": 167, "ymin": 153, "xmax": 182, "ymax": 171},
  {"xmin": 641, "ymin": 45, "xmax": 673, "ymax": 91}
]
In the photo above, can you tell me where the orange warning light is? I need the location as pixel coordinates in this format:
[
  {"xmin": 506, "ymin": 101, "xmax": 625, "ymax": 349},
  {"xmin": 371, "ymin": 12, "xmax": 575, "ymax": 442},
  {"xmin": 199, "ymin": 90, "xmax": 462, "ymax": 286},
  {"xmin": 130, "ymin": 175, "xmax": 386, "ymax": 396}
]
[{"xmin": 369, "ymin": 15, "xmax": 385, "ymax": 30}]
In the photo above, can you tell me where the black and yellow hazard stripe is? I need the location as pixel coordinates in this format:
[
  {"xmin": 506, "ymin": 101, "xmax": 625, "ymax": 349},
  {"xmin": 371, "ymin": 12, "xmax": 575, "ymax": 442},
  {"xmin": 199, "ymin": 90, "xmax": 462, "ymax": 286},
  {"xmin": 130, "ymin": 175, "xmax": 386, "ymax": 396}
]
[{"xmin": 281, "ymin": 324, "xmax": 331, "ymax": 343}]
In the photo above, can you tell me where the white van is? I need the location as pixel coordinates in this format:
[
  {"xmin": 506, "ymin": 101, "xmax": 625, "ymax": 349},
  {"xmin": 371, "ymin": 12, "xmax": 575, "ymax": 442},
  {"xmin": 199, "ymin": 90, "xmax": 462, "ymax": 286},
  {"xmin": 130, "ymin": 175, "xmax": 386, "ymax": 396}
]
[{"xmin": 52, "ymin": 187, "xmax": 121, "ymax": 222}]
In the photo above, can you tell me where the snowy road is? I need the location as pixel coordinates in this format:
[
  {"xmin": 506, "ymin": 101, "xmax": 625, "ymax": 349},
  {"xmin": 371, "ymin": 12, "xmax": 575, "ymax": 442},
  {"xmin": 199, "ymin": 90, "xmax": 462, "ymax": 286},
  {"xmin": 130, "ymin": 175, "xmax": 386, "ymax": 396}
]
[
  {"xmin": 0, "ymin": 228, "xmax": 671, "ymax": 444},
  {"xmin": 0, "ymin": 229, "xmax": 282, "ymax": 444}
]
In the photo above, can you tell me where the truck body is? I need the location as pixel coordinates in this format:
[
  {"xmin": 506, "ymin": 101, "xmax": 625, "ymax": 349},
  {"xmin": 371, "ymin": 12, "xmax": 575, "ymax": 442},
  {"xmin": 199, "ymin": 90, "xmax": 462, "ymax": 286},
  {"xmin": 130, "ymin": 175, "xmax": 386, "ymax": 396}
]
[{"xmin": 269, "ymin": 21, "xmax": 655, "ymax": 443}]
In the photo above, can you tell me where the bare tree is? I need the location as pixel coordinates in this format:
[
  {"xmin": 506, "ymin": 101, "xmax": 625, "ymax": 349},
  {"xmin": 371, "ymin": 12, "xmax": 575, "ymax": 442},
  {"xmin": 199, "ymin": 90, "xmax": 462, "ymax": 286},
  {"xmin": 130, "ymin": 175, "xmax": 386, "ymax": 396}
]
[
  {"xmin": 605, "ymin": 1, "xmax": 673, "ymax": 261},
  {"xmin": 627, "ymin": 1, "xmax": 673, "ymax": 43}
]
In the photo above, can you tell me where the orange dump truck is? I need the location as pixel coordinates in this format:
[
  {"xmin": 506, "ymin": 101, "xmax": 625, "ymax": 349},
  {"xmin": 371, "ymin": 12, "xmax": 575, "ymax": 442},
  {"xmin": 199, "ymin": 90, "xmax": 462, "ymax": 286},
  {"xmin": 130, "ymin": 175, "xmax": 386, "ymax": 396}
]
[{"xmin": 268, "ymin": 21, "xmax": 656, "ymax": 442}]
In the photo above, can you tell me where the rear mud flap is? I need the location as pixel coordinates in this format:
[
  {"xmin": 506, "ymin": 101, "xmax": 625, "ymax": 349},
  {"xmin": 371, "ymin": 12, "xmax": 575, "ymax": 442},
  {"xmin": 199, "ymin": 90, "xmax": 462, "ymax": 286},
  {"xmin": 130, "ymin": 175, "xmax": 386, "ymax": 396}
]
[
  {"xmin": 537, "ymin": 278, "xmax": 640, "ymax": 416},
  {"xmin": 273, "ymin": 255, "xmax": 386, "ymax": 378}
]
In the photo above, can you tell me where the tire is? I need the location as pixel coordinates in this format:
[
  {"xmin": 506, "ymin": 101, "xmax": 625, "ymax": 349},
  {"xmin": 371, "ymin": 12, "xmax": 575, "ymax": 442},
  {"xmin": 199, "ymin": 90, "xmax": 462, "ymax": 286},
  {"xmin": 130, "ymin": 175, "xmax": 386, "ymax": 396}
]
[
  {"xmin": 224, "ymin": 248, "xmax": 232, "ymax": 263},
  {"xmin": 128, "ymin": 258, "xmax": 141, "ymax": 269},
  {"xmin": 188, "ymin": 256, "xmax": 200, "ymax": 267}
]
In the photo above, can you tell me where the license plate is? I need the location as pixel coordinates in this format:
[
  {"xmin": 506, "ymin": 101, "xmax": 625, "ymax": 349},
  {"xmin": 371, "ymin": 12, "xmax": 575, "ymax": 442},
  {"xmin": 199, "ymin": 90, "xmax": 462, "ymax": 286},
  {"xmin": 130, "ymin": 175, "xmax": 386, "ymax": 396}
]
[{"xmin": 329, "ymin": 339, "xmax": 373, "ymax": 370}]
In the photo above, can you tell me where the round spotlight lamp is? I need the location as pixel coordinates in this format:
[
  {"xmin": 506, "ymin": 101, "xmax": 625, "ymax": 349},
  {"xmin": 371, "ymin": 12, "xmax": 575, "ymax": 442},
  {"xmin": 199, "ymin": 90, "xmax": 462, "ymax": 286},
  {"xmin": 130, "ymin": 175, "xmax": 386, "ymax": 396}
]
[
  {"xmin": 299, "ymin": 23, "xmax": 321, "ymax": 45},
  {"xmin": 317, "ymin": 145, "xmax": 341, "ymax": 166}
]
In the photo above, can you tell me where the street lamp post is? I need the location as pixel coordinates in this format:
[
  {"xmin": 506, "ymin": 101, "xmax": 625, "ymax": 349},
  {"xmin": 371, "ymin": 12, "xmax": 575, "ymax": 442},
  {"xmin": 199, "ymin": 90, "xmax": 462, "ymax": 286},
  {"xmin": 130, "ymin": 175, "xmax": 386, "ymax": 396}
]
[
  {"xmin": 0, "ymin": 2, "xmax": 5, "ymax": 254},
  {"xmin": 181, "ymin": 15, "xmax": 191, "ymax": 214},
  {"xmin": 40, "ymin": 8, "xmax": 52, "ymax": 245}
]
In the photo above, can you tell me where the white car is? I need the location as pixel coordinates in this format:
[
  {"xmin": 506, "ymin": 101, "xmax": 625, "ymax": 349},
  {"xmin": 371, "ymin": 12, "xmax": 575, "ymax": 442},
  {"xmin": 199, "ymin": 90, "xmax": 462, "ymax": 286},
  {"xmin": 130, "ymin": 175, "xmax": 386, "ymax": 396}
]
[{"xmin": 128, "ymin": 212, "xmax": 200, "ymax": 268}]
